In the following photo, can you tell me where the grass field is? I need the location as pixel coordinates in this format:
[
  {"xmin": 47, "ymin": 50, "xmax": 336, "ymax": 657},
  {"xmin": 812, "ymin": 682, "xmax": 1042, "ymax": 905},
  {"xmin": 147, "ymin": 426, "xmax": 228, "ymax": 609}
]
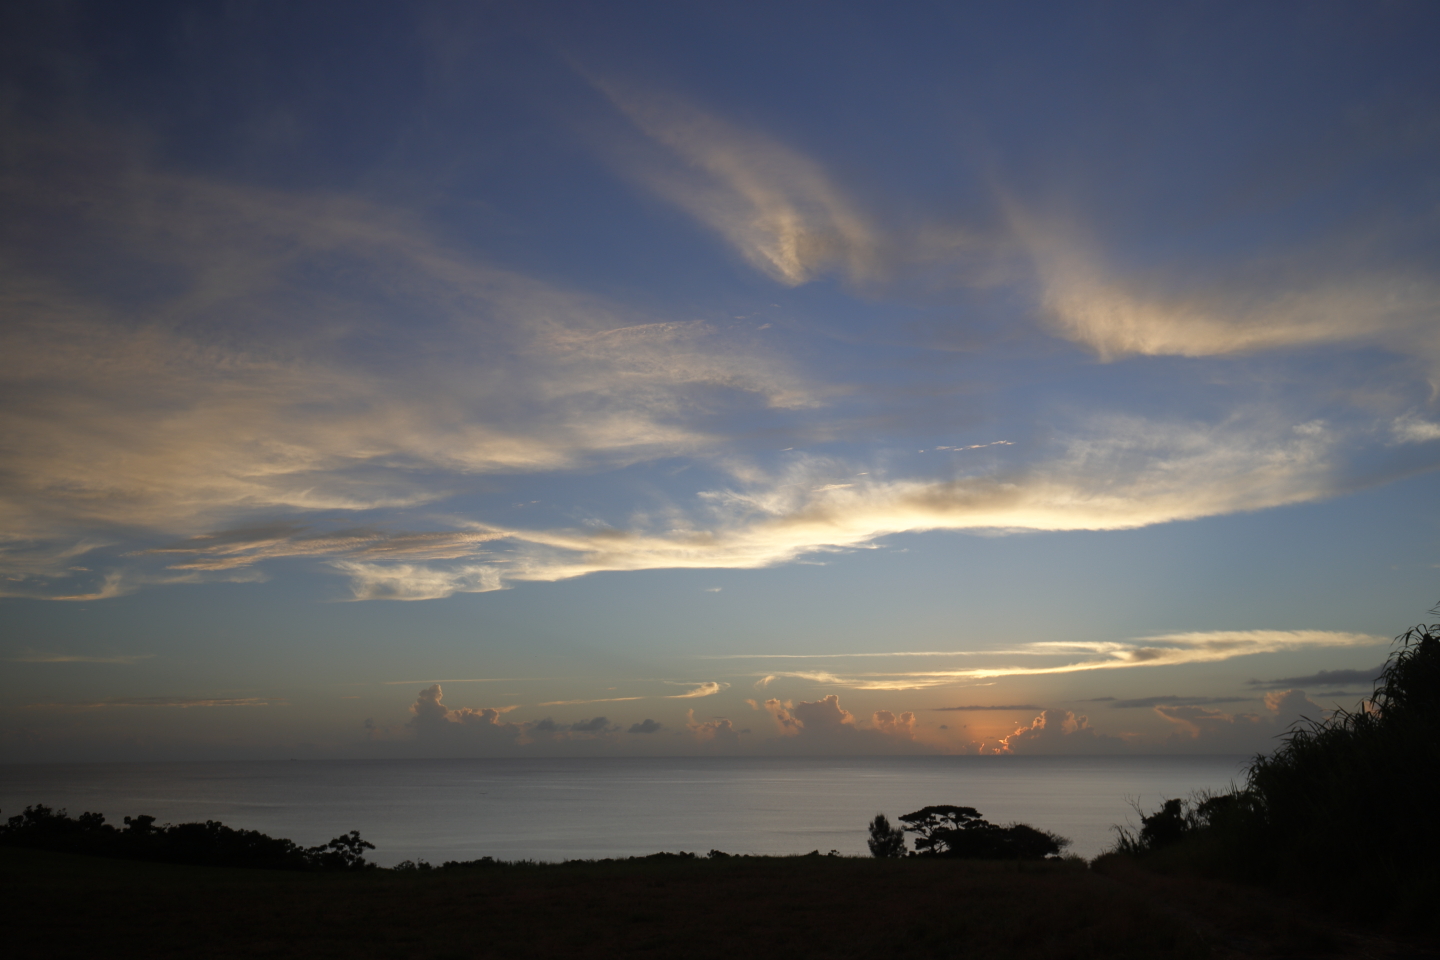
[{"xmin": 3, "ymin": 847, "xmax": 1427, "ymax": 960}]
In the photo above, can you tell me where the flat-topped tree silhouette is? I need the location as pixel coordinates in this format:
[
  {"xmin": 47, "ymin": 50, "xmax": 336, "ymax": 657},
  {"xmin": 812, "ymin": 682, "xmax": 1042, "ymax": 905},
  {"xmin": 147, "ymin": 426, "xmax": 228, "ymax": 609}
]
[
  {"xmin": 897, "ymin": 805, "xmax": 1069, "ymax": 859},
  {"xmin": 897, "ymin": 806, "xmax": 986, "ymax": 854}
]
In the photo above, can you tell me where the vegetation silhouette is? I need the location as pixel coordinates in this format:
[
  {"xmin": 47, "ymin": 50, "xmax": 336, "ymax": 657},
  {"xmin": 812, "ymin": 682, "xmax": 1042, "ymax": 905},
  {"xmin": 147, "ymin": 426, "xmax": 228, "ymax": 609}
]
[
  {"xmin": 0, "ymin": 805, "xmax": 375, "ymax": 872},
  {"xmin": 1109, "ymin": 619, "xmax": 1440, "ymax": 925},
  {"xmin": 866, "ymin": 813, "xmax": 906, "ymax": 858},
  {"xmin": 868, "ymin": 805, "xmax": 1070, "ymax": 859}
]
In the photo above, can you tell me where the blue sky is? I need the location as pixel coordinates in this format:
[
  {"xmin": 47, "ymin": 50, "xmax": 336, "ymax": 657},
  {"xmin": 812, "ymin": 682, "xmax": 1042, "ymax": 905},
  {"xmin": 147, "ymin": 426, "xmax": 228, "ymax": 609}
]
[{"xmin": 3, "ymin": 0, "xmax": 1438, "ymax": 760}]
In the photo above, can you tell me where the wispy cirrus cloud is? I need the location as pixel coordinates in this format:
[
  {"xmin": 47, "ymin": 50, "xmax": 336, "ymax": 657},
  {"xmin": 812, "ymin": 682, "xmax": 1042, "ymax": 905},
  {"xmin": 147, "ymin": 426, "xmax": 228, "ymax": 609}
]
[
  {"xmin": 710, "ymin": 631, "xmax": 1383, "ymax": 692},
  {"xmin": 1021, "ymin": 213, "xmax": 1440, "ymax": 368},
  {"xmin": 1105, "ymin": 695, "xmax": 1254, "ymax": 709},
  {"xmin": 0, "ymin": 128, "xmax": 815, "ymax": 598},
  {"xmin": 933, "ymin": 704, "xmax": 1042, "ymax": 711},
  {"xmin": 591, "ymin": 79, "xmax": 1005, "ymax": 289},
  {"xmin": 6, "ymin": 652, "xmax": 154, "ymax": 664},
  {"xmin": 537, "ymin": 680, "xmax": 727, "ymax": 706},
  {"xmin": 593, "ymin": 79, "xmax": 883, "ymax": 286},
  {"xmin": 301, "ymin": 411, "xmax": 1363, "ymax": 599},
  {"xmin": 24, "ymin": 696, "xmax": 281, "ymax": 709},
  {"xmin": 926, "ymin": 630, "xmax": 1385, "ymax": 681},
  {"xmin": 665, "ymin": 681, "xmax": 729, "ymax": 698},
  {"xmin": 6, "ymin": 105, "xmax": 1437, "ymax": 608},
  {"xmin": 1246, "ymin": 667, "xmax": 1383, "ymax": 691}
]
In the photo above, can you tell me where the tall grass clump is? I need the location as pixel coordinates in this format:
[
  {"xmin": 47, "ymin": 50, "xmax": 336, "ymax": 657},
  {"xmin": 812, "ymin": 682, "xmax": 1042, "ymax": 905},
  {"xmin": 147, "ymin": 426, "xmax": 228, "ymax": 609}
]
[
  {"xmin": 1113, "ymin": 621, "xmax": 1440, "ymax": 924},
  {"xmin": 1246, "ymin": 622, "xmax": 1438, "ymax": 913}
]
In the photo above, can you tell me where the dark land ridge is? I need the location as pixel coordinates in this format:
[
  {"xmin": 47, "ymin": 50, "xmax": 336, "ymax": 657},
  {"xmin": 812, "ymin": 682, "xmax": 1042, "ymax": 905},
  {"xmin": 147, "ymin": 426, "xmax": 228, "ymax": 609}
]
[{"xmin": 4, "ymin": 621, "xmax": 1438, "ymax": 959}]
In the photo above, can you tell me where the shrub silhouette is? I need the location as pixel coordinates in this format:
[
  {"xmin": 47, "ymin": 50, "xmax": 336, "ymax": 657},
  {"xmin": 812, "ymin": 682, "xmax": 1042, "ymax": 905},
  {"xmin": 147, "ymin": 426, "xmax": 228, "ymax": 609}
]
[
  {"xmin": 0, "ymin": 805, "xmax": 375, "ymax": 871},
  {"xmin": 866, "ymin": 814, "xmax": 906, "ymax": 858},
  {"xmin": 896, "ymin": 805, "xmax": 1069, "ymax": 859},
  {"xmin": 1114, "ymin": 620, "xmax": 1440, "ymax": 921},
  {"xmin": 1137, "ymin": 799, "xmax": 1187, "ymax": 851}
]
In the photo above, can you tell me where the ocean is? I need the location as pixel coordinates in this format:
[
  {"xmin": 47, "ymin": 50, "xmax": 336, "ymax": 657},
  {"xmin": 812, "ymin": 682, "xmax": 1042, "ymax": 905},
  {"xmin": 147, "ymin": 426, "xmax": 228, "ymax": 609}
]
[{"xmin": 0, "ymin": 755, "xmax": 1248, "ymax": 864}]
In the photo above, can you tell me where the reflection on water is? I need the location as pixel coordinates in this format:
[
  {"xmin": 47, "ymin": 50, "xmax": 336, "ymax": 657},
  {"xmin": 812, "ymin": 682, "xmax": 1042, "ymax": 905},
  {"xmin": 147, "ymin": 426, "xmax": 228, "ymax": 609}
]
[{"xmin": 0, "ymin": 755, "xmax": 1247, "ymax": 864}]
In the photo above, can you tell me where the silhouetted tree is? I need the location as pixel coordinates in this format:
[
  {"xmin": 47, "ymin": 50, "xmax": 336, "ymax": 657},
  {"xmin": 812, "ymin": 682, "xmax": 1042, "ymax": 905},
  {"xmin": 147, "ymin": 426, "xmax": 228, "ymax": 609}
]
[
  {"xmin": 305, "ymin": 830, "xmax": 376, "ymax": 871},
  {"xmin": 897, "ymin": 806, "xmax": 986, "ymax": 854},
  {"xmin": 867, "ymin": 813, "xmax": 906, "ymax": 858},
  {"xmin": 898, "ymin": 805, "xmax": 1068, "ymax": 859}
]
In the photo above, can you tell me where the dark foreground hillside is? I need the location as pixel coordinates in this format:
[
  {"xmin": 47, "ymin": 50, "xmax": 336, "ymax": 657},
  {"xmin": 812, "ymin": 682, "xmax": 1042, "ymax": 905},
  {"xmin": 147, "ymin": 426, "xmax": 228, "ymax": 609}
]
[{"xmin": 2, "ymin": 846, "xmax": 1430, "ymax": 960}]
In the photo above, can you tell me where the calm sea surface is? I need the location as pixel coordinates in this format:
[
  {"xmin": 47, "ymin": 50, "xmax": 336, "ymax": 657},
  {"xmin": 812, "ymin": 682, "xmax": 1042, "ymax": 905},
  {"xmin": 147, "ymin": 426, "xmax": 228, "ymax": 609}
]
[{"xmin": 0, "ymin": 756, "xmax": 1247, "ymax": 864}]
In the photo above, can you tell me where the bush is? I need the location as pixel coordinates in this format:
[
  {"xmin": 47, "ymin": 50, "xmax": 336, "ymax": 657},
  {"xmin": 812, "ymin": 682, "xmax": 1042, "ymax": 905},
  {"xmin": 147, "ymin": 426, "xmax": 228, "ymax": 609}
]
[
  {"xmin": 0, "ymin": 805, "xmax": 375, "ymax": 872},
  {"xmin": 1113, "ymin": 621, "xmax": 1440, "ymax": 923}
]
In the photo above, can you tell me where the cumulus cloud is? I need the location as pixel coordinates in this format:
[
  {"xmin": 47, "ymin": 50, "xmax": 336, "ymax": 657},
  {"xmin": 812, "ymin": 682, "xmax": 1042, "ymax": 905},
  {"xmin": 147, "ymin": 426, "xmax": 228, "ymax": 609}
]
[
  {"xmin": 686, "ymin": 710, "xmax": 741, "ymax": 743},
  {"xmin": 408, "ymin": 684, "xmax": 524, "ymax": 743},
  {"xmin": 790, "ymin": 694, "xmax": 858, "ymax": 733},
  {"xmin": 1152, "ymin": 687, "xmax": 1321, "ymax": 748},
  {"xmin": 756, "ymin": 698, "xmax": 803, "ymax": 736},
  {"xmin": 751, "ymin": 694, "xmax": 923, "ymax": 752},
  {"xmin": 533, "ymin": 716, "xmax": 614, "ymax": 734},
  {"xmin": 996, "ymin": 710, "xmax": 1127, "ymax": 755},
  {"xmin": 1151, "ymin": 704, "xmax": 1261, "ymax": 740},
  {"xmin": 627, "ymin": 719, "xmax": 663, "ymax": 734},
  {"xmin": 871, "ymin": 709, "xmax": 917, "ymax": 737}
]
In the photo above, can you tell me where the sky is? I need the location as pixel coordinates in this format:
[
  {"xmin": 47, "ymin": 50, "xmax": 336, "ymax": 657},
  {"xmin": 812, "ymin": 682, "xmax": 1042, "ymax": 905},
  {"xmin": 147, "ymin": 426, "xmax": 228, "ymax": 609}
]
[{"xmin": 3, "ymin": 0, "xmax": 1439, "ymax": 761}]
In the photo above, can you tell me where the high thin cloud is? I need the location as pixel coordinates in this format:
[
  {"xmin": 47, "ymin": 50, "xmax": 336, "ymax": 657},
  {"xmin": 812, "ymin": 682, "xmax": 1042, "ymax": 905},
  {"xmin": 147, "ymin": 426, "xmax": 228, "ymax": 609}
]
[
  {"xmin": 1247, "ymin": 667, "xmax": 1383, "ymax": 691},
  {"xmin": 594, "ymin": 80, "xmax": 882, "ymax": 285},
  {"xmin": 0, "ymin": 129, "xmax": 810, "ymax": 598},
  {"xmin": 908, "ymin": 630, "xmax": 1383, "ymax": 682},
  {"xmin": 995, "ymin": 710, "xmax": 1127, "ymax": 755},
  {"xmin": 6, "ymin": 652, "xmax": 154, "ymax": 664},
  {"xmin": 599, "ymin": 83, "xmax": 1440, "ymax": 378},
  {"xmin": 1106, "ymin": 695, "xmax": 1252, "ymax": 709},
  {"xmin": 592, "ymin": 80, "xmax": 1002, "ymax": 288},
  {"xmin": 538, "ymin": 681, "xmax": 726, "ymax": 706},
  {"xmin": 715, "ymin": 631, "xmax": 1383, "ymax": 692},
  {"xmin": 665, "ymin": 681, "xmax": 729, "ymax": 699},
  {"xmin": 1025, "ymin": 221, "xmax": 1440, "ymax": 368},
  {"xmin": 933, "ymin": 704, "xmax": 1042, "ymax": 712},
  {"xmin": 311, "ymin": 413, "xmax": 1375, "ymax": 599},
  {"xmin": 25, "ymin": 696, "xmax": 279, "ymax": 709},
  {"xmin": 7, "ymin": 111, "xmax": 1438, "ymax": 604}
]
